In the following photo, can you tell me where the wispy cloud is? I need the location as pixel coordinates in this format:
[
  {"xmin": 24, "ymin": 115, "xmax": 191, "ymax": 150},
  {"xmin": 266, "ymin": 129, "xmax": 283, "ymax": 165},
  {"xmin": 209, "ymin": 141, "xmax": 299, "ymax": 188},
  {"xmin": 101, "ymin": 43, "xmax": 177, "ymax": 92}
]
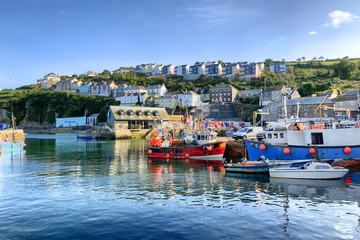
[
  {"xmin": 268, "ymin": 37, "xmax": 285, "ymax": 46},
  {"xmin": 186, "ymin": 1, "xmax": 254, "ymax": 26},
  {"xmin": 309, "ymin": 31, "xmax": 318, "ymax": 35},
  {"xmin": 324, "ymin": 10, "xmax": 360, "ymax": 28}
]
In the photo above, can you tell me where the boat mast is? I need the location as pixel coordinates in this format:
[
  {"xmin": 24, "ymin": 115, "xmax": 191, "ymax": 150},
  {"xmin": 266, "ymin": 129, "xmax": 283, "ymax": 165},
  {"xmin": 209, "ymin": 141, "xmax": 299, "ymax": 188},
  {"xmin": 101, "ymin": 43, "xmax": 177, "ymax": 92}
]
[{"xmin": 281, "ymin": 87, "xmax": 288, "ymax": 126}]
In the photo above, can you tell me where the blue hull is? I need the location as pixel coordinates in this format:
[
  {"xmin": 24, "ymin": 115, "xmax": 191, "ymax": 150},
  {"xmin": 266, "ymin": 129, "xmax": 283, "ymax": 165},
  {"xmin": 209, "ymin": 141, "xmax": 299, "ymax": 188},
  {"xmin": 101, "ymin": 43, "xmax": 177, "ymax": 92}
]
[
  {"xmin": 224, "ymin": 163, "xmax": 269, "ymax": 173},
  {"xmin": 0, "ymin": 142, "xmax": 25, "ymax": 152},
  {"xmin": 245, "ymin": 140, "xmax": 360, "ymax": 161}
]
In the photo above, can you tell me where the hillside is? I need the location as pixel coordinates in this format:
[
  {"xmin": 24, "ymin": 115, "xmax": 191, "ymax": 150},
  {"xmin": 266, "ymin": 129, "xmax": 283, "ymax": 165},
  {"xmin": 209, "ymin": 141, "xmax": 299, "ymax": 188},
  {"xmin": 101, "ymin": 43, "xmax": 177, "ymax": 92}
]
[{"xmin": 0, "ymin": 85, "xmax": 117, "ymax": 125}]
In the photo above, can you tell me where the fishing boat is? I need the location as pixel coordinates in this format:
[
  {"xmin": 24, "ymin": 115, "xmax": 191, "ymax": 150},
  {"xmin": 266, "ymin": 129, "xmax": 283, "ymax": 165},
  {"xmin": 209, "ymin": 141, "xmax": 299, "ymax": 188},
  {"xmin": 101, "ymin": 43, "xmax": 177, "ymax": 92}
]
[
  {"xmin": 148, "ymin": 132, "xmax": 227, "ymax": 161},
  {"xmin": 269, "ymin": 162, "xmax": 348, "ymax": 179},
  {"xmin": 245, "ymin": 120, "xmax": 360, "ymax": 162},
  {"xmin": 0, "ymin": 124, "xmax": 25, "ymax": 152}
]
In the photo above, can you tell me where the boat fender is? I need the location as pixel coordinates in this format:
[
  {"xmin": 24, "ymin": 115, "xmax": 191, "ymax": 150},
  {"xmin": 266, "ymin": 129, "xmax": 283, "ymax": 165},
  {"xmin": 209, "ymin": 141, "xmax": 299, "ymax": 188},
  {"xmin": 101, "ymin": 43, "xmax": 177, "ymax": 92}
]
[
  {"xmin": 207, "ymin": 146, "xmax": 212, "ymax": 151},
  {"xmin": 283, "ymin": 148, "xmax": 290, "ymax": 154},
  {"xmin": 148, "ymin": 149, "xmax": 152, "ymax": 154},
  {"xmin": 259, "ymin": 144, "xmax": 266, "ymax": 151},
  {"xmin": 166, "ymin": 154, "xmax": 170, "ymax": 159},
  {"xmin": 309, "ymin": 148, "xmax": 315, "ymax": 154},
  {"xmin": 185, "ymin": 153, "xmax": 189, "ymax": 158},
  {"xmin": 344, "ymin": 147, "xmax": 351, "ymax": 154}
]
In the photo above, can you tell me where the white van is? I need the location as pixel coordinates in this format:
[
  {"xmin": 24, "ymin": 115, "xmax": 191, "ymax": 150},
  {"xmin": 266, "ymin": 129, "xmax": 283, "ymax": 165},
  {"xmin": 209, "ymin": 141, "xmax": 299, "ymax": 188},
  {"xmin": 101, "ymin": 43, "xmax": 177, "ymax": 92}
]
[{"xmin": 232, "ymin": 127, "xmax": 263, "ymax": 140}]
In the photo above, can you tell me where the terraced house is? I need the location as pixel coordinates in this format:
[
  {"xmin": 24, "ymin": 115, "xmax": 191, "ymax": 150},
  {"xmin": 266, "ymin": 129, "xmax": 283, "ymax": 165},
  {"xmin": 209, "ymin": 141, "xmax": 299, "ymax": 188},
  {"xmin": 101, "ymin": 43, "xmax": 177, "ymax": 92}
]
[
  {"xmin": 161, "ymin": 64, "xmax": 175, "ymax": 75},
  {"xmin": 222, "ymin": 63, "xmax": 240, "ymax": 78},
  {"xmin": 239, "ymin": 62, "xmax": 265, "ymax": 80},
  {"xmin": 55, "ymin": 78, "xmax": 81, "ymax": 93},
  {"xmin": 176, "ymin": 64, "xmax": 189, "ymax": 76}
]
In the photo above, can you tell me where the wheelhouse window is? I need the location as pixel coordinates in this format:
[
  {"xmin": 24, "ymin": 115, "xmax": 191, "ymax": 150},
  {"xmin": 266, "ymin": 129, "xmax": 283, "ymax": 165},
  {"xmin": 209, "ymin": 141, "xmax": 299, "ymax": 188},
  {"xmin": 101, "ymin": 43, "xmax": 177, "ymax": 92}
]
[
  {"xmin": 273, "ymin": 133, "xmax": 278, "ymax": 139},
  {"xmin": 280, "ymin": 133, "xmax": 284, "ymax": 138},
  {"xmin": 311, "ymin": 133, "xmax": 324, "ymax": 145},
  {"xmin": 268, "ymin": 134, "xmax": 272, "ymax": 139}
]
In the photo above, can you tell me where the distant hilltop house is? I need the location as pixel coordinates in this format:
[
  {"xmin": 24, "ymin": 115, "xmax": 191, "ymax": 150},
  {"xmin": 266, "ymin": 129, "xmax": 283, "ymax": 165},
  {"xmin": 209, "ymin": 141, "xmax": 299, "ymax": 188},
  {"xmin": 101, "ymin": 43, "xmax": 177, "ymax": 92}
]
[
  {"xmin": 114, "ymin": 67, "xmax": 135, "ymax": 73},
  {"xmin": 222, "ymin": 63, "xmax": 240, "ymax": 79},
  {"xmin": 86, "ymin": 71, "xmax": 97, "ymax": 77},
  {"xmin": 270, "ymin": 63, "xmax": 286, "ymax": 73},
  {"xmin": 239, "ymin": 62, "xmax": 265, "ymax": 81},
  {"xmin": 162, "ymin": 64, "xmax": 175, "ymax": 75},
  {"xmin": 55, "ymin": 78, "xmax": 82, "ymax": 93},
  {"xmin": 175, "ymin": 64, "xmax": 189, "ymax": 76},
  {"xmin": 41, "ymin": 73, "xmax": 61, "ymax": 89}
]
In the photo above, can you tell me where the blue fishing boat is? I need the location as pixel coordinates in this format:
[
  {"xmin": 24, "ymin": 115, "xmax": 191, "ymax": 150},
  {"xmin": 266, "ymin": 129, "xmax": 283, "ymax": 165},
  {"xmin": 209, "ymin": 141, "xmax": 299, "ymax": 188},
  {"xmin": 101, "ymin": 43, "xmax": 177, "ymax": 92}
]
[{"xmin": 0, "ymin": 141, "xmax": 25, "ymax": 152}]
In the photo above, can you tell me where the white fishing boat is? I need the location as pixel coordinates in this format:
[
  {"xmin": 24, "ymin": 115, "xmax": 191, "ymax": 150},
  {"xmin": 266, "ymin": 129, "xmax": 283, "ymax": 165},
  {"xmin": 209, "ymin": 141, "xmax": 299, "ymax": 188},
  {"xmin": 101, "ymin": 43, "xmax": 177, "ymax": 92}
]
[{"xmin": 269, "ymin": 162, "xmax": 348, "ymax": 179}]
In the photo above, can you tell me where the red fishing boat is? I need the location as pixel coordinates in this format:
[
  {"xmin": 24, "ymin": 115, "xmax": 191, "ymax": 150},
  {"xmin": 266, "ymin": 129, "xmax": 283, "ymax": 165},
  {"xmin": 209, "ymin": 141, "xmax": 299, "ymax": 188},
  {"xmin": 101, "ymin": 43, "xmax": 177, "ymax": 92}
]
[{"xmin": 148, "ymin": 132, "xmax": 227, "ymax": 161}]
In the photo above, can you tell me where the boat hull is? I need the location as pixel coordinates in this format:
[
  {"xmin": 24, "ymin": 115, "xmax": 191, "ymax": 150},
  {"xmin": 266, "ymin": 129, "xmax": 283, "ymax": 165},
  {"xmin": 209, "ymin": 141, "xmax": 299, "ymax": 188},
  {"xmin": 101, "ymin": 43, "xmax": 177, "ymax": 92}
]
[
  {"xmin": 148, "ymin": 141, "xmax": 227, "ymax": 161},
  {"xmin": 269, "ymin": 168, "xmax": 348, "ymax": 179},
  {"xmin": 245, "ymin": 139, "xmax": 360, "ymax": 161},
  {"xmin": 225, "ymin": 163, "xmax": 269, "ymax": 173},
  {"xmin": 0, "ymin": 142, "xmax": 25, "ymax": 152}
]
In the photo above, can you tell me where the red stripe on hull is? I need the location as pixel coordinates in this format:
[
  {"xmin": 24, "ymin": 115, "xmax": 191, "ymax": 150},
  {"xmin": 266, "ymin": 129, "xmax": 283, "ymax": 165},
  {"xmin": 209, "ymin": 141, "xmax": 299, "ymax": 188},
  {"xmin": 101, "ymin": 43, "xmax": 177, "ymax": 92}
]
[{"xmin": 148, "ymin": 141, "xmax": 227, "ymax": 159}]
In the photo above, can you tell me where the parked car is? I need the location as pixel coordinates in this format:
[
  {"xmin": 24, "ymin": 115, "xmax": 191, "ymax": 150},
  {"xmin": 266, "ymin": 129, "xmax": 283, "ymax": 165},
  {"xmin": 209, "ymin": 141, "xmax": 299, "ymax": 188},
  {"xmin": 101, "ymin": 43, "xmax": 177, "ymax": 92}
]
[
  {"xmin": 256, "ymin": 127, "xmax": 271, "ymax": 141},
  {"xmin": 232, "ymin": 127, "xmax": 263, "ymax": 140}
]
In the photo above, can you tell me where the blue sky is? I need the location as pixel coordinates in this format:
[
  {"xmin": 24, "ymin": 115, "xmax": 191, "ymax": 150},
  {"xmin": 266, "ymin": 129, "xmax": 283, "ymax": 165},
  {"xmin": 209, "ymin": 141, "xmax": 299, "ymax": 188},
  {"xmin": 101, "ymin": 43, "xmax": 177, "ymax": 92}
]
[{"xmin": 1, "ymin": 0, "xmax": 360, "ymax": 89}]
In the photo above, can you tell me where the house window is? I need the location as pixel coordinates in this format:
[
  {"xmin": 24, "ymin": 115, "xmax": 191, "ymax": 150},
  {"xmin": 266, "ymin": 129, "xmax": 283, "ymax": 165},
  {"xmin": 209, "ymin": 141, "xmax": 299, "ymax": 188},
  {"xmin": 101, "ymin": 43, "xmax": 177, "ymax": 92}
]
[{"xmin": 304, "ymin": 106, "xmax": 308, "ymax": 111}]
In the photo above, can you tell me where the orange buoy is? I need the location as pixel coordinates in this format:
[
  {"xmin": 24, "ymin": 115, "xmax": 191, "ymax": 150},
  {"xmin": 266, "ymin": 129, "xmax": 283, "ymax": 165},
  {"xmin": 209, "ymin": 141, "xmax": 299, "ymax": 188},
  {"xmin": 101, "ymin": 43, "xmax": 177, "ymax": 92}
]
[
  {"xmin": 207, "ymin": 146, "xmax": 212, "ymax": 151},
  {"xmin": 185, "ymin": 153, "xmax": 189, "ymax": 158},
  {"xmin": 283, "ymin": 148, "xmax": 290, "ymax": 154},
  {"xmin": 259, "ymin": 144, "xmax": 266, "ymax": 151},
  {"xmin": 344, "ymin": 147, "xmax": 351, "ymax": 154},
  {"xmin": 148, "ymin": 149, "xmax": 152, "ymax": 154},
  {"xmin": 309, "ymin": 148, "xmax": 316, "ymax": 154}
]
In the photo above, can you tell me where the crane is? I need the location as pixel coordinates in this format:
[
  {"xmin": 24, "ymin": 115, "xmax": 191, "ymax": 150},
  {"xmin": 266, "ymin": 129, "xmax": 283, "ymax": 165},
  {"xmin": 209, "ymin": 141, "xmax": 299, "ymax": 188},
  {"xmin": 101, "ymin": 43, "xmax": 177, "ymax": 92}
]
[
  {"xmin": 320, "ymin": 106, "xmax": 351, "ymax": 119},
  {"xmin": 313, "ymin": 95, "xmax": 329, "ymax": 123},
  {"xmin": 253, "ymin": 110, "xmax": 270, "ymax": 126}
]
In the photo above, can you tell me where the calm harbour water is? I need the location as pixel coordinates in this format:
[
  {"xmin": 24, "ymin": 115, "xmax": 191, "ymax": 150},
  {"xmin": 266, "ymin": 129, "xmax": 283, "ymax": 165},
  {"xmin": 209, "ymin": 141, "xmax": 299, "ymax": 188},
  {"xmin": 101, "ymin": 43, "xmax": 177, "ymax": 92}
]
[{"xmin": 1, "ymin": 133, "xmax": 360, "ymax": 239}]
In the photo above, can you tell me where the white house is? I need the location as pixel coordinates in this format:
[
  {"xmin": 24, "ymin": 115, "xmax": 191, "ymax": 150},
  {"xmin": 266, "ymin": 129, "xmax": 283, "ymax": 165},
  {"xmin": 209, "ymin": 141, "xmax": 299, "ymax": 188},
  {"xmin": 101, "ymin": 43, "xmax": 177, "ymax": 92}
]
[
  {"xmin": 178, "ymin": 91, "xmax": 201, "ymax": 107},
  {"xmin": 124, "ymin": 86, "xmax": 147, "ymax": 94},
  {"xmin": 79, "ymin": 82, "xmax": 92, "ymax": 95},
  {"xmin": 116, "ymin": 93, "xmax": 150, "ymax": 106},
  {"xmin": 87, "ymin": 113, "xmax": 99, "ymax": 126},
  {"xmin": 90, "ymin": 81, "xmax": 116, "ymax": 97},
  {"xmin": 146, "ymin": 84, "xmax": 167, "ymax": 97}
]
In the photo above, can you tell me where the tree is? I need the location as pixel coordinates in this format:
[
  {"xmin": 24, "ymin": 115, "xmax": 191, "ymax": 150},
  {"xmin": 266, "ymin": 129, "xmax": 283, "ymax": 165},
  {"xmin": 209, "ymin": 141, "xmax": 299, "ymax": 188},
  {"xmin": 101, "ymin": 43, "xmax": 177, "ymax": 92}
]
[
  {"xmin": 218, "ymin": 60, "xmax": 224, "ymax": 64},
  {"xmin": 101, "ymin": 70, "xmax": 111, "ymax": 76},
  {"xmin": 282, "ymin": 58, "xmax": 285, "ymax": 63},
  {"xmin": 298, "ymin": 83, "xmax": 315, "ymax": 96},
  {"xmin": 318, "ymin": 56, "xmax": 324, "ymax": 61},
  {"xmin": 333, "ymin": 59, "xmax": 358, "ymax": 79},
  {"xmin": 296, "ymin": 58, "xmax": 301, "ymax": 62},
  {"xmin": 302, "ymin": 56, "xmax": 306, "ymax": 62},
  {"xmin": 264, "ymin": 58, "xmax": 274, "ymax": 67},
  {"xmin": 312, "ymin": 57, "xmax": 317, "ymax": 61},
  {"xmin": 343, "ymin": 56, "xmax": 350, "ymax": 60}
]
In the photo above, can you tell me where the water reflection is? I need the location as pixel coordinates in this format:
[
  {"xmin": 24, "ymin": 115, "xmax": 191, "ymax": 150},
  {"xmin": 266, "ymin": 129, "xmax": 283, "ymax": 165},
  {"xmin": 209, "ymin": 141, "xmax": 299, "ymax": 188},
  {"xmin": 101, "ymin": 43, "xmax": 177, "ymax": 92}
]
[{"xmin": 1, "ymin": 133, "xmax": 357, "ymax": 239}]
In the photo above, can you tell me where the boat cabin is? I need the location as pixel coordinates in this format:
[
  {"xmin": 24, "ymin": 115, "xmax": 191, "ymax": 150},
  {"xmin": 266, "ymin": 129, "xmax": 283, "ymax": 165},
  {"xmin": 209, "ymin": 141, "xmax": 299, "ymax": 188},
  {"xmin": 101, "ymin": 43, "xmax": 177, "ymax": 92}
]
[{"xmin": 195, "ymin": 132, "xmax": 218, "ymax": 145}]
